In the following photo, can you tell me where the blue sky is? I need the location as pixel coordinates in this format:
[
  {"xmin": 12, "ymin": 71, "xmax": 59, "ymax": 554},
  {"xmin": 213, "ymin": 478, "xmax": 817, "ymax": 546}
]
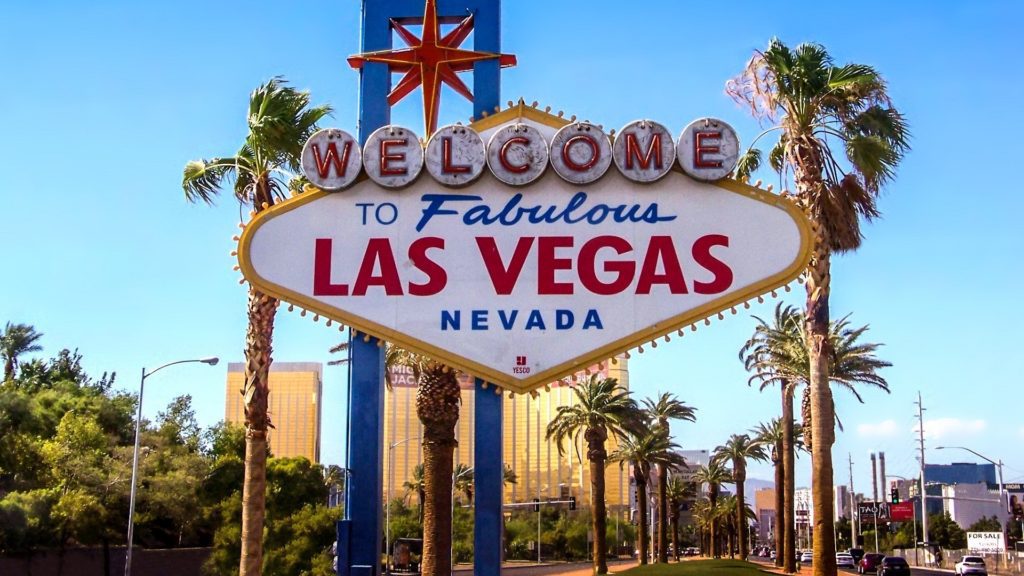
[{"xmin": 2, "ymin": 0, "xmax": 1022, "ymax": 493}]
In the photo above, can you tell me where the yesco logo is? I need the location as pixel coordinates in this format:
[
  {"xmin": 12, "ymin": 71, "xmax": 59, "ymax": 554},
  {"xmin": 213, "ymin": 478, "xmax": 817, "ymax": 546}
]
[{"xmin": 237, "ymin": 106, "xmax": 812, "ymax": 393}]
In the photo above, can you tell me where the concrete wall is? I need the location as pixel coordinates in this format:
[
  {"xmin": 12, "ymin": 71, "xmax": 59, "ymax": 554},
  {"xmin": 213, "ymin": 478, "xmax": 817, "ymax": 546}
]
[{"xmin": 0, "ymin": 547, "xmax": 210, "ymax": 576}]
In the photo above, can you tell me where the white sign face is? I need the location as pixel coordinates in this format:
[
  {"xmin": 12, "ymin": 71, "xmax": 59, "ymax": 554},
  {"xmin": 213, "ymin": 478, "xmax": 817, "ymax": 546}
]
[
  {"xmin": 240, "ymin": 115, "xmax": 811, "ymax": 393},
  {"xmin": 968, "ymin": 532, "xmax": 1005, "ymax": 554}
]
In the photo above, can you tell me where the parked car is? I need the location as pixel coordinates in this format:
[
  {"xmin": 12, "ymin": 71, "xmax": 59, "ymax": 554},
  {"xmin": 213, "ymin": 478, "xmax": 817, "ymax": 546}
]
[
  {"xmin": 770, "ymin": 550, "xmax": 777, "ymax": 560},
  {"xmin": 837, "ymin": 553, "xmax": 856, "ymax": 568},
  {"xmin": 955, "ymin": 556, "xmax": 987, "ymax": 576},
  {"xmin": 877, "ymin": 556, "xmax": 911, "ymax": 576},
  {"xmin": 801, "ymin": 551, "xmax": 814, "ymax": 564},
  {"xmin": 858, "ymin": 553, "xmax": 885, "ymax": 574}
]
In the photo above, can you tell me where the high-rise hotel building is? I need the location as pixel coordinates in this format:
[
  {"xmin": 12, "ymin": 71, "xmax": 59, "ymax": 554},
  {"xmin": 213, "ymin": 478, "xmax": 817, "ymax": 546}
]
[
  {"xmin": 225, "ymin": 362, "xmax": 323, "ymax": 463},
  {"xmin": 383, "ymin": 356, "xmax": 631, "ymax": 511}
]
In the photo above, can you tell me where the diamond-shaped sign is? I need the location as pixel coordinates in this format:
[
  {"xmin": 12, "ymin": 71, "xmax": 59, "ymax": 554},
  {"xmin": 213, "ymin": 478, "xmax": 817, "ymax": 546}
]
[{"xmin": 237, "ymin": 107, "xmax": 811, "ymax": 394}]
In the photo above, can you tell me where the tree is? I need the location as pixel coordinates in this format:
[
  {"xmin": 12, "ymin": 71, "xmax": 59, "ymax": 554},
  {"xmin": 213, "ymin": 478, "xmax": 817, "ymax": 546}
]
[
  {"xmin": 728, "ymin": 38, "xmax": 909, "ymax": 576},
  {"xmin": 666, "ymin": 475, "xmax": 696, "ymax": 561},
  {"xmin": 740, "ymin": 303, "xmax": 802, "ymax": 571},
  {"xmin": 967, "ymin": 516, "xmax": 1001, "ymax": 533},
  {"xmin": 751, "ymin": 418, "xmax": 785, "ymax": 567},
  {"xmin": 642, "ymin": 393, "xmax": 697, "ymax": 563},
  {"xmin": 1, "ymin": 323, "xmax": 43, "ymax": 381},
  {"xmin": 182, "ymin": 77, "xmax": 330, "ymax": 576},
  {"xmin": 609, "ymin": 424, "xmax": 683, "ymax": 565},
  {"xmin": 547, "ymin": 375, "xmax": 636, "ymax": 574},
  {"xmin": 453, "ymin": 463, "xmax": 474, "ymax": 504},
  {"xmin": 714, "ymin": 434, "xmax": 768, "ymax": 560},
  {"xmin": 928, "ymin": 512, "xmax": 967, "ymax": 550},
  {"xmin": 692, "ymin": 459, "xmax": 732, "ymax": 558},
  {"xmin": 403, "ymin": 464, "xmax": 426, "ymax": 523}
]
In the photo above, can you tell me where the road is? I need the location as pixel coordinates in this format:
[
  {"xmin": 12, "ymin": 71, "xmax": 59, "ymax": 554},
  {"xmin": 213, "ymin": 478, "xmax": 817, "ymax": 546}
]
[
  {"xmin": 749, "ymin": 555, "xmax": 952, "ymax": 576},
  {"xmin": 453, "ymin": 558, "xmax": 638, "ymax": 576}
]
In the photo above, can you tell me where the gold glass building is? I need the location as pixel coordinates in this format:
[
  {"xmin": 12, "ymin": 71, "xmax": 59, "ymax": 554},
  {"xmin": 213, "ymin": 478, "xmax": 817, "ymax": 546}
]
[
  {"xmin": 383, "ymin": 357, "xmax": 630, "ymax": 511},
  {"xmin": 226, "ymin": 362, "xmax": 323, "ymax": 462}
]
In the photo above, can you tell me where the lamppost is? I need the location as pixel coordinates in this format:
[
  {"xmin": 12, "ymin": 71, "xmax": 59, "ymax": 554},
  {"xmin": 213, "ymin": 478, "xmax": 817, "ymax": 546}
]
[
  {"xmin": 936, "ymin": 446, "xmax": 1007, "ymax": 567},
  {"xmin": 386, "ymin": 436, "xmax": 421, "ymax": 575},
  {"xmin": 125, "ymin": 357, "xmax": 218, "ymax": 576},
  {"xmin": 453, "ymin": 465, "xmax": 474, "ymax": 571},
  {"xmin": 886, "ymin": 474, "xmax": 918, "ymax": 566}
]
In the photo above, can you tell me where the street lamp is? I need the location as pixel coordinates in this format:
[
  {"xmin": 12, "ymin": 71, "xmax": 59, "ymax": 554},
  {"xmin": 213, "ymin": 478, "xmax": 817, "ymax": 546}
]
[
  {"xmin": 125, "ymin": 357, "xmax": 218, "ymax": 576},
  {"xmin": 936, "ymin": 446, "xmax": 1007, "ymax": 566},
  {"xmin": 386, "ymin": 436, "xmax": 421, "ymax": 575}
]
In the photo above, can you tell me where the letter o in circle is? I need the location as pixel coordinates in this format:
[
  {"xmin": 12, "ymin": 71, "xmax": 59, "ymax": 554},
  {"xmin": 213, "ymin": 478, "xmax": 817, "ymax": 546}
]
[{"xmin": 549, "ymin": 122, "xmax": 612, "ymax": 184}]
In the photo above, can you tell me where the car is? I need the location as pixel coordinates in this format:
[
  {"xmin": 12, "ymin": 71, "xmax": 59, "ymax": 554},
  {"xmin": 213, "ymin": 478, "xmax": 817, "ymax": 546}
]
[
  {"xmin": 955, "ymin": 556, "xmax": 987, "ymax": 576},
  {"xmin": 859, "ymin": 553, "xmax": 885, "ymax": 574},
  {"xmin": 770, "ymin": 550, "xmax": 777, "ymax": 560},
  {"xmin": 877, "ymin": 556, "xmax": 911, "ymax": 576},
  {"xmin": 801, "ymin": 551, "xmax": 814, "ymax": 564},
  {"xmin": 837, "ymin": 553, "xmax": 856, "ymax": 568},
  {"xmin": 849, "ymin": 548, "xmax": 866, "ymax": 564}
]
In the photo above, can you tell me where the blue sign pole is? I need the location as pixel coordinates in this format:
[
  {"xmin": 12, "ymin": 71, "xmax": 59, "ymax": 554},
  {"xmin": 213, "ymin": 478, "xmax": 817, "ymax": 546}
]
[{"xmin": 342, "ymin": 2, "xmax": 505, "ymax": 575}]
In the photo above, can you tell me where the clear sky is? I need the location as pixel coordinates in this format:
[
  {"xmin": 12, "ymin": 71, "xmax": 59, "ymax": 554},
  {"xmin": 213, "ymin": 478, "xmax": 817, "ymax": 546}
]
[{"xmin": 2, "ymin": 0, "xmax": 1022, "ymax": 496}]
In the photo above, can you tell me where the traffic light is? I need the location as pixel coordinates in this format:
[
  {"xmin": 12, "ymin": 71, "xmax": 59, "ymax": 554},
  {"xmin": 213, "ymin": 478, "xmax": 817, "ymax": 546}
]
[
  {"xmin": 891, "ymin": 487, "xmax": 900, "ymax": 504},
  {"xmin": 533, "ymin": 498, "xmax": 540, "ymax": 512},
  {"xmin": 569, "ymin": 496, "xmax": 577, "ymax": 511}
]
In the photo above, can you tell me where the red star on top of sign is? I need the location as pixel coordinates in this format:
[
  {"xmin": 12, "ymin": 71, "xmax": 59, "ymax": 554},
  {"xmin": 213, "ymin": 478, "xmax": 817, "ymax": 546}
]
[{"xmin": 347, "ymin": 0, "xmax": 517, "ymax": 137}]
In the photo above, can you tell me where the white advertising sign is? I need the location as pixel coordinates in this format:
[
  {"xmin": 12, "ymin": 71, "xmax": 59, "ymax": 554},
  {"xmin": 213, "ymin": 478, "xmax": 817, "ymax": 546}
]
[
  {"xmin": 968, "ymin": 532, "xmax": 1005, "ymax": 554},
  {"xmin": 238, "ymin": 110, "xmax": 811, "ymax": 393}
]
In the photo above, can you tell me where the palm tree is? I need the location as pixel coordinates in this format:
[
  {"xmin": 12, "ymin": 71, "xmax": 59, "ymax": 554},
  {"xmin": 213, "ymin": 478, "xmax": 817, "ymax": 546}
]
[
  {"xmin": 740, "ymin": 304, "xmax": 802, "ymax": 572},
  {"xmin": 547, "ymin": 375, "xmax": 635, "ymax": 574},
  {"xmin": 610, "ymin": 423, "xmax": 684, "ymax": 565},
  {"xmin": 716, "ymin": 494, "xmax": 756, "ymax": 559},
  {"xmin": 714, "ymin": 434, "xmax": 768, "ymax": 560},
  {"xmin": 643, "ymin": 393, "xmax": 697, "ymax": 563},
  {"xmin": 691, "ymin": 498, "xmax": 713, "ymax": 555},
  {"xmin": 453, "ymin": 463, "xmax": 474, "ymax": 504},
  {"xmin": 1, "ymin": 322, "xmax": 43, "ymax": 381},
  {"xmin": 728, "ymin": 39, "xmax": 908, "ymax": 576},
  {"xmin": 404, "ymin": 464, "xmax": 427, "ymax": 522},
  {"xmin": 666, "ymin": 475, "xmax": 696, "ymax": 561},
  {"xmin": 182, "ymin": 77, "xmax": 329, "ymax": 576},
  {"xmin": 751, "ymin": 419, "xmax": 785, "ymax": 567},
  {"xmin": 692, "ymin": 459, "xmax": 731, "ymax": 558}
]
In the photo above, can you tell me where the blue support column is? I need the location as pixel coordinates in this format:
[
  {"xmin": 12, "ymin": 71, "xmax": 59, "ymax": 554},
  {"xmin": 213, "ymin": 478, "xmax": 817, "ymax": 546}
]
[
  {"xmin": 474, "ymin": 379, "xmax": 504, "ymax": 576},
  {"xmin": 471, "ymin": 6, "xmax": 505, "ymax": 574}
]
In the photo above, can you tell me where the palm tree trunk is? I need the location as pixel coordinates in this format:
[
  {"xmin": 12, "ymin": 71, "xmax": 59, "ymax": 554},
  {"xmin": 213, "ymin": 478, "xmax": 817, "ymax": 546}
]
[
  {"xmin": 736, "ymin": 463, "xmax": 747, "ymax": 559},
  {"xmin": 587, "ymin": 428, "xmax": 610, "ymax": 575},
  {"xmin": 783, "ymin": 385, "xmax": 796, "ymax": 573},
  {"xmin": 709, "ymin": 490, "xmax": 718, "ymax": 558},
  {"xmin": 807, "ymin": 236, "xmax": 837, "ymax": 576},
  {"xmin": 634, "ymin": 465, "xmax": 649, "ymax": 565},
  {"xmin": 658, "ymin": 465, "xmax": 668, "ymax": 562},
  {"xmin": 671, "ymin": 514, "xmax": 679, "ymax": 561},
  {"xmin": 416, "ymin": 365, "xmax": 461, "ymax": 576},
  {"xmin": 239, "ymin": 287, "xmax": 277, "ymax": 576},
  {"xmin": 774, "ymin": 443, "xmax": 784, "ymax": 568}
]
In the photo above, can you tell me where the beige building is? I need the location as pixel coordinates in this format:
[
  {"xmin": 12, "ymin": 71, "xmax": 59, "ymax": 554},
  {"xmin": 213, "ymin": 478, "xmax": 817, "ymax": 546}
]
[
  {"xmin": 383, "ymin": 356, "xmax": 631, "ymax": 511},
  {"xmin": 226, "ymin": 362, "xmax": 323, "ymax": 462}
]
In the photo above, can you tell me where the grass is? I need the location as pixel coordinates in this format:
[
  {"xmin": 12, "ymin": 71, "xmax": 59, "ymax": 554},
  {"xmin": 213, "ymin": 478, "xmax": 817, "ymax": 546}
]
[{"xmin": 618, "ymin": 560, "xmax": 774, "ymax": 576}]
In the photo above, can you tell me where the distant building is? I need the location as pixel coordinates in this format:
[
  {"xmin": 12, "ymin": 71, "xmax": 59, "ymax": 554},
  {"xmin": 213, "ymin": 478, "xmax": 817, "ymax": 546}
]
[
  {"xmin": 225, "ymin": 362, "xmax": 323, "ymax": 462},
  {"xmin": 925, "ymin": 462, "xmax": 997, "ymax": 485},
  {"xmin": 383, "ymin": 356, "xmax": 631, "ymax": 513},
  {"xmin": 754, "ymin": 488, "xmax": 776, "ymax": 544},
  {"xmin": 942, "ymin": 483, "xmax": 1007, "ymax": 529}
]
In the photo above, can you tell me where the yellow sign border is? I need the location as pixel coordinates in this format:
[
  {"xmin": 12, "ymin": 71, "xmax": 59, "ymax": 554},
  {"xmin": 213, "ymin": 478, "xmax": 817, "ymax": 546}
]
[{"xmin": 237, "ymin": 107, "xmax": 812, "ymax": 393}]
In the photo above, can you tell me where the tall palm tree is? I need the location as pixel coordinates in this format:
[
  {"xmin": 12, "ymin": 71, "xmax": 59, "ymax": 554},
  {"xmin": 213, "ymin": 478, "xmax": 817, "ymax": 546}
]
[
  {"xmin": 692, "ymin": 459, "xmax": 731, "ymax": 558},
  {"xmin": 643, "ymin": 393, "xmax": 697, "ymax": 563},
  {"xmin": 404, "ymin": 463, "xmax": 427, "ymax": 522},
  {"xmin": 728, "ymin": 39, "xmax": 908, "ymax": 576},
  {"xmin": 1, "ymin": 322, "xmax": 43, "ymax": 381},
  {"xmin": 740, "ymin": 304, "xmax": 802, "ymax": 572},
  {"xmin": 610, "ymin": 424, "xmax": 684, "ymax": 565},
  {"xmin": 547, "ymin": 375, "xmax": 635, "ymax": 575},
  {"xmin": 751, "ymin": 419, "xmax": 785, "ymax": 567},
  {"xmin": 691, "ymin": 498, "xmax": 712, "ymax": 556},
  {"xmin": 666, "ymin": 475, "xmax": 696, "ymax": 561},
  {"xmin": 716, "ymin": 494, "xmax": 756, "ymax": 559},
  {"xmin": 714, "ymin": 434, "xmax": 768, "ymax": 560},
  {"xmin": 182, "ymin": 77, "xmax": 330, "ymax": 575}
]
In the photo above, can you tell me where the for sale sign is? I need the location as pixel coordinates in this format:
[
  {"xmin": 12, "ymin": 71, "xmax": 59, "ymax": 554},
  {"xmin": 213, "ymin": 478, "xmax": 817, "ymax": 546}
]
[
  {"xmin": 238, "ymin": 105, "xmax": 812, "ymax": 393},
  {"xmin": 968, "ymin": 532, "xmax": 1005, "ymax": 554}
]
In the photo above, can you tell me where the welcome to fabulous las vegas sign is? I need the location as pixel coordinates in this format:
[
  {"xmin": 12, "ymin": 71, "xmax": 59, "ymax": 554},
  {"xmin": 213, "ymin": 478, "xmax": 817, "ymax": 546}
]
[{"xmin": 237, "ymin": 102, "xmax": 812, "ymax": 394}]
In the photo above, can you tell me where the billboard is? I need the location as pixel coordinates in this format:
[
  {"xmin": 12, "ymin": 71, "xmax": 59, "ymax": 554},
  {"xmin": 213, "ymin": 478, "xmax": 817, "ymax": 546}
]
[
  {"xmin": 858, "ymin": 502, "xmax": 890, "ymax": 522},
  {"xmin": 238, "ymin": 106, "xmax": 812, "ymax": 393},
  {"xmin": 967, "ymin": 532, "xmax": 1005, "ymax": 554},
  {"xmin": 889, "ymin": 501, "xmax": 915, "ymax": 522}
]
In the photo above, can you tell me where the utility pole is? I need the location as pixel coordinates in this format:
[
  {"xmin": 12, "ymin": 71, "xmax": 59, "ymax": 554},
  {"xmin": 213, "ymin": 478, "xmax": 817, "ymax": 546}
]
[
  {"xmin": 916, "ymin": 391, "xmax": 929, "ymax": 566},
  {"xmin": 849, "ymin": 453, "xmax": 858, "ymax": 548}
]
